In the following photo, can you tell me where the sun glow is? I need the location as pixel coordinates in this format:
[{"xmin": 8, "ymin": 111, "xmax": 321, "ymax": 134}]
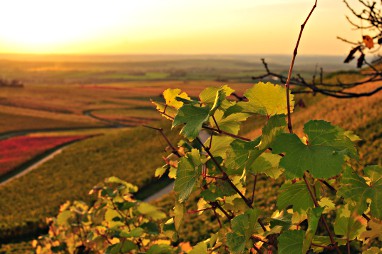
[{"xmin": 0, "ymin": 0, "xmax": 359, "ymax": 55}]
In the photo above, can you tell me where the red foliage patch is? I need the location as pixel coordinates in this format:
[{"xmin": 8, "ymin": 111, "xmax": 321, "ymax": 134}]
[{"xmin": 0, "ymin": 135, "xmax": 87, "ymax": 176}]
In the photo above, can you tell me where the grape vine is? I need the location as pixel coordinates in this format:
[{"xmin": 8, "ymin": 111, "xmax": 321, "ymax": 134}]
[{"xmin": 34, "ymin": 1, "xmax": 382, "ymax": 253}]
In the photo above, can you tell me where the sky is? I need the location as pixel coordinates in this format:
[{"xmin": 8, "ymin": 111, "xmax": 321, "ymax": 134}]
[{"xmin": 0, "ymin": 0, "xmax": 366, "ymax": 55}]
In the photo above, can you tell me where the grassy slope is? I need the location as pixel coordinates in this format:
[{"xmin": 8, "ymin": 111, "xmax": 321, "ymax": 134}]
[{"xmin": 0, "ymin": 121, "xmax": 178, "ymax": 241}]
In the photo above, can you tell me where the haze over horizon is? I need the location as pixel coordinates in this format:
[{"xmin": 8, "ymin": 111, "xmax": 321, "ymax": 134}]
[{"xmin": 0, "ymin": 0, "xmax": 365, "ymax": 56}]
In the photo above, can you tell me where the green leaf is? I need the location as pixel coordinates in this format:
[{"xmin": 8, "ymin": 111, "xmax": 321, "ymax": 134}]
[
  {"xmin": 199, "ymin": 85, "xmax": 234, "ymax": 106},
  {"xmin": 225, "ymin": 138, "xmax": 260, "ymax": 175},
  {"xmin": 210, "ymin": 89, "xmax": 227, "ymax": 114},
  {"xmin": 137, "ymin": 203, "xmax": 166, "ymax": 220},
  {"xmin": 121, "ymin": 241, "xmax": 138, "ymax": 253},
  {"xmin": 302, "ymin": 207, "xmax": 324, "ymax": 253},
  {"xmin": 174, "ymin": 201, "xmax": 185, "ymax": 231},
  {"xmin": 155, "ymin": 166, "xmax": 168, "ymax": 178},
  {"xmin": 200, "ymin": 179, "xmax": 237, "ymax": 201},
  {"xmin": 278, "ymin": 230, "xmax": 304, "ymax": 254},
  {"xmin": 334, "ymin": 204, "xmax": 367, "ymax": 241},
  {"xmin": 238, "ymin": 82, "xmax": 294, "ymax": 116},
  {"xmin": 174, "ymin": 149, "xmax": 202, "ymax": 202},
  {"xmin": 141, "ymin": 222, "xmax": 160, "ymax": 235},
  {"xmin": 338, "ymin": 166, "xmax": 382, "ymax": 219},
  {"xmin": 204, "ymin": 135, "xmax": 234, "ymax": 160},
  {"xmin": 189, "ymin": 242, "xmax": 207, "ymax": 254},
  {"xmin": 105, "ymin": 176, "xmax": 138, "ymax": 193},
  {"xmin": 56, "ymin": 210, "xmax": 72, "ymax": 226},
  {"xmin": 173, "ymin": 104, "xmax": 210, "ymax": 140},
  {"xmin": 210, "ymin": 109, "xmax": 249, "ymax": 135},
  {"xmin": 163, "ymin": 88, "xmax": 190, "ymax": 109},
  {"xmin": 151, "ymin": 100, "xmax": 177, "ymax": 120},
  {"xmin": 272, "ymin": 120, "xmax": 355, "ymax": 179},
  {"xmin": 258, "ymin": 114, "xmax": 286, "ymax": 150},
  {"xmin": 363, "ymin": 247, "xmax": 382, "ymax": 254},
  {"xmin": 248, "ymin": 153, "xmax": 283, "ymax": 179},
  {"xmin": 269, "ymin": 211, "xmax": 292, "ymax": 231},
  {"xmin": 226, "ymin": 209, "xmax": 259, "ymax": 254},
  {"xmin": 146, "ymin": 244, "xmax": 173, "ymax": 254},
  {"xmin": 277, "ymin": 182, "xmax": 314, "ymax": 213},
  {"xmin": 360, "ymin": 219, "xmax": 382, "ymax": 242},
  {"xmin": 120, "ymin": 227, "xmax": 144, "ymax": 238}
]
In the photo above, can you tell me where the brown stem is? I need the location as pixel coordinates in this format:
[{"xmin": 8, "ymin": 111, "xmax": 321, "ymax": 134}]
[
  {"xmin": 143, "ymin": 125, "xmax": 181, "ymax": 158},
  {"xmin": 285, "ymin": 0, "xmax": 317, "ymax": 134},
  {"xmin": 303, "ymin": 173, "xmax": 342, "ymax": 254},
  {"xmin": 196, "ymin": 138, "xmax": 253, "ymax": 208},
  {"xmin": 212, "ymin": 115, "xmax": 221, "ymax": 132},
  {"xmin": 202, "ymin": 125, "xmax": 251, "ymax": 141},
  {"xmin": 251, "ymin": 174, "xmax": 258, "ymax": 204},
  {"xmin": 212, "ymin": 201, "xmax": 234, "ymax": 221}
]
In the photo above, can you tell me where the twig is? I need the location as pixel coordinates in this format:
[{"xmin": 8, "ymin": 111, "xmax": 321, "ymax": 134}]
[
  {"xmin": 251, "ymin": 174, "xmax": 258, "ymax": 205},
  {"xmin": 196, "ymin": 137, "xmax": 253, "ymax": 208},
  {"xmin": 303, "ymin": 173, "xmax": 342, "ymax": 254},
  {"xmin": 143, "ymin": 125, "xmax": 181, "ymax": 157},
  {"xmin": 285, "ymin": 0, "xmax": 317, "ymax": 134}
]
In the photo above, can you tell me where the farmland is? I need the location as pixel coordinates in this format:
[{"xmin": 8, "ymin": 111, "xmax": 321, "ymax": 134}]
[
  {"xmin": 0, "ymin": 135, "xmax": 88, "ymax": 179},
  {"xmin": 0, "ymin": 54, "xmax": 380, "ymax": 251}
]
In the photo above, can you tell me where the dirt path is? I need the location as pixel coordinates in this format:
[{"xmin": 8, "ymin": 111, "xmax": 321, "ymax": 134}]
[{"xmin": 0, "ymin": 148, "xmax": 64, "ymax": 186}]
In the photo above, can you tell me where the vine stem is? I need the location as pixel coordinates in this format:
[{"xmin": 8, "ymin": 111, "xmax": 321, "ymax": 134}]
[
  {"xmin": 196, "ymin": 137, "xmax": 267, "ymax": 232},
  {"xmin": 285, "ymin": 0, "xmax": 317, "ymax": 134},
  {"xmin": 196, "ymin": 137, "xmax": 252, "ymax": 207},
  {"xmin": 303, "ymin": 173, "xmax": 342, "ymax": 254},
  {"xmin": 143, "ymin": 125, "xmax": 181, "ymax": 157}
]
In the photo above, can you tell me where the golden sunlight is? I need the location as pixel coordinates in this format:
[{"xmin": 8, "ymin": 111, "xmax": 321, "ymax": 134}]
[{"xmin": 0, "ymin": 0, "xmax": 359, "ymax": 55}]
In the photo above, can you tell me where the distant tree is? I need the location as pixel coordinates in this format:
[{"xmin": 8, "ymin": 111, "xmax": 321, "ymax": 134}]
[{"xmin": 254, "ymin": 0, "xmax": 382, "ymax": 98}]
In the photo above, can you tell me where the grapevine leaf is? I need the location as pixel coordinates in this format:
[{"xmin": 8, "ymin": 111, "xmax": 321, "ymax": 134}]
[
  {"xmin": 225, "ymin": 139, "xmax": 260, "ymax": 175},
  {"xmin": 258, "ymin": 114, "xmax": 287, "ymax": 150},
  {"xmin": 173, "ymin": 104, "xmax": 210, "ymax": 140},
  {"xmin": 200, "ymin": 179, "xmax": 237, "ymax": 201},
  {"xmin": 226, "ymin": 209, "xmax": 260, "ymax": 254},
  {"xmin": 278, "ymin": 230, "xmax": 304, "ymax": 254},
  {"xmin": 137, "ymin": 203, "xmax": 166, "ymax": 220},
  {"xmin": 106, "ymin": 176, "xmax": 138, "ymax": 193},
  {"xmin": 248, "ymin": 153, "xmax": 283, "ymax": 179},
  {"xmin": 120, "ymin": 227, "xmax": 144, "ymax": 237},
  {"xmin": 174, "ymin": 149, "xmax": 202, "ymax": 202},
  {"xmin": 163, "ymin": 88, "xmax": 190, "ymax": 109},
  {"xmin": 360, "ymin": 219, "xmax": 382, "ymax": 242},
  {"xmin": 210, "ymin": 109, "xmax": 249, "ymax": 135},
  {"xmin": 363, "ymin": 247, "xmax": 382, "ymax": 254},
  {"xmin": 277, "ymin": 182, "xmax": 314, "ymax": 213},
  {"xmin": 311, "ymin": 236, "xmax": 347, "ymax": 253},
  {"xmin": 141, "ymin": 222, "xmax": 160, "ymax": 235},
  {"xmin": 302, "ymin": 207, "xmax": 324, "ymax": 254},
  {"xmin": 146, "ymin": 244, "xmax": 173, "ymax": 254},
  {"xmin": 155, "ymin": 166, "xmax": 168, "ymax": 178},
  {"xmin": 57, "ymin": 210, "xmax": 72, "ymax": 226},
  {"xmin": 238, "ymin": 82, "xmax": 294, "ymax": 116},
  {"xmin": 189, "ymin": 242, "xmax": 207, "ymax": 254},
  {"xmin": 338, "ymin": 166, "xmax": 382, "ymax": 219},
  {"xmin": 269, "ymin": 211, "xmax": 292, "ymax": 231},
  {"xmin": 318, "ymin": 197, "xmax": 336, "ymax": 214},
  {"xmin": 200, "ymin": 85, "xmax": 234, "ymax": 106},
  {"xmin": 334, "ymin": 204, "xmax": 367, "ymax": 241},
  {"xmin": 151, "ymin": 100, "xmax": 177, "ymax": 120},
  {"xmin": 174, "ymin": 201, "xmax": 185, "ymax": 231},
  {"xmin": 204, "ymin": 135, "xmax": 234, "ymax": 160},
  {"xmin": 210, "ymin": 89, "xmax": 227, "ymax": 114},
  {"xmin": 272, "ymin": 120, "xmax": 355, "ymax": 179}
]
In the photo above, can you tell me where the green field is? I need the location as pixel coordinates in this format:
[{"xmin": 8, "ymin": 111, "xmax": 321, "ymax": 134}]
[{"xmin": 0, "ymin": 55, "xmax": 380, "ymax": 252}]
